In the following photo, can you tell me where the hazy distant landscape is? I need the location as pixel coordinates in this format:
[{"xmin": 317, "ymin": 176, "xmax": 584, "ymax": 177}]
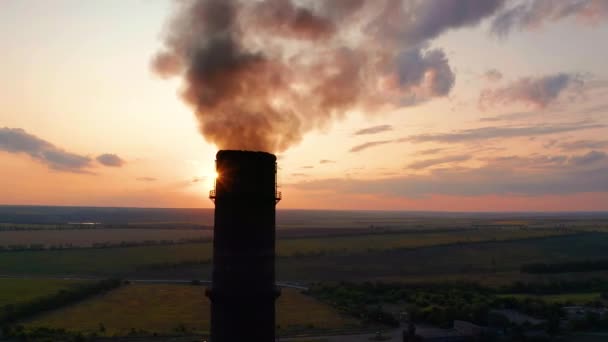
[{"xmin": 2, "ymin": 206, "xmax": 608, "ymax": 340}]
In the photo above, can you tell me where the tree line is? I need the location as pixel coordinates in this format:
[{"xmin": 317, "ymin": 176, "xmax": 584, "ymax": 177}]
[
  {"xmin": 521, "ymin": 259, "xmax": 608, "ymax": 274},
  {"xmin": 0, "ymin": 279, "xmax": 122, "ymax": 326}
]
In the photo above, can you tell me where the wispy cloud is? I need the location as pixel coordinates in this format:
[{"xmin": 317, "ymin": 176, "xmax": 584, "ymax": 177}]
[
  {"xmin": 320, "ymin": 159, "xmax": 335, "ymax": 164},
  {"xmin": 479, "ymin": 73, "xmax": 583, "ymax": 109},
  {"xmin": 350, "ymin": 140, "xmax": 394, "ymax": 153},
  {"xmin": 492, "ymin": 0, "xmax": 608, "ymax": 36},
  {"xmin": 136, "ymin": 177, "xmax": 157, "ymax": 182},
  {"xmin": 0, "ymin": 127, "xmax": 92, "ymax": 172},
  {"xmin": 570, "ymin": 150, "xmax": 607, "ymax": 166},
  {"xmin": 407, "ymin": 155, "xmax": 470, "ymax": 170},
  {"xmin": 403, "ymin": 122, "xmax": 604, "ymax": 144},
  {"xmin": 416, "ymin": 148, "xmax": 445, "ymax": 155},
  {"xmin": 292, "ymin": 151, "xmax": 608, "ymax": 198},
  {"xmin": 479, "ymin": 112, "xmax": 533, "ymax": 122},
  {"xmin": 483, "ymin": 69, "xmax": 503, "ymax": 82},
  {"xmin": 96, "ymin": 154, "xmax": 125, "ymax": 167},
  {"xmin": 354, "ymin": 125, "xmax": 393, "ymax": 136},
  {"xmin": 560, "ymin": 140, "xmax": 608, "ymax": 151}
]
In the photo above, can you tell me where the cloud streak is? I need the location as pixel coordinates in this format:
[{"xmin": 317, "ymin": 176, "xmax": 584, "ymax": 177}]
[
  {"xmin": 404, "ymin": 122, "xmax": 604, "ymax": 144},
  {"xmin": 293, "ymin": 151, "xmax": 608, "ymax": 198},
  {"xmin": 350, "ymin": 140, "xmax": 394, "ymax": 153},
  {"xmin": 492, "ymin": 0, "xmax": 608, "ymax": 36},
  {"xmin": 137, "ymin": 177, "xmax": 158, "ymax": 182},
  {"xmin": 96, "ymin": 154, "xmax": 125, "ymax": 167},
  {"xmin": 479, "ymin": 73, "xmax": 583, "ymax": 109},
  {"xmin": 479, "ymin": 111, "xmax": 533, "ymax": 122},
  {"xmin": 407, "ymin": 155, "xmax": 471, "ymax": 170},
  {"xmin": 0, "ymin": 127, "xmax": 92, "ymax": 172},
  {"xmin": 560, "ymin": 140, "xmax": 608, "ymax": 151},
  {"xmin": 354, "ymin": 125, "xmax": 393, "ymax": 136}
]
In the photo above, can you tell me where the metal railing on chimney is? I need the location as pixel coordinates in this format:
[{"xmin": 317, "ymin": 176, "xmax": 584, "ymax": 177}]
[{"xmin": 209, "ymin": 189, "xmax": 281, "ymax": 203}]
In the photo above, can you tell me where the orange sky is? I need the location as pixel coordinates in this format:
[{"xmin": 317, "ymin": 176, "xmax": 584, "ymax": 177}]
[{"xmin": 1, "ymin": 0, "xmax": 607, "ymax": 211}]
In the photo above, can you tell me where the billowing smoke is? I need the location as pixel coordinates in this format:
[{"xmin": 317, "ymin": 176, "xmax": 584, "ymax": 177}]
[{"xmin": 153, "ymin": 0, "xmax": 505, "ymax": 152}]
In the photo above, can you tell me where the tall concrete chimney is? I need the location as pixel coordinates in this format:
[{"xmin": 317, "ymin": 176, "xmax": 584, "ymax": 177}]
[{"xmin": 207, "ymin": 150, "xmax": 281, "ymax": 342}]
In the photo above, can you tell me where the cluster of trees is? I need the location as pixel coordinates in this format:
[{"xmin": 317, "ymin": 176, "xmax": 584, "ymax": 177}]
[
  {"xmin": 0, "ymin": 223, "xmax": 210, "ymax": 231},
  {"xmin": 522, "ymin": 259, "xmax": 608, "ymax": 274},
  {"xmin": 137, "ymin": 259, "xmax": 211, "ymax": 271},
  {"xmin": 1, "ymin": 326, "xmax": 90, "ymax": 342},
  {"xmin": 309, "ymin": 282, "xmax": 494, "ymax": 328},
  {"xmin": 0, "ymin": 243, "xmax": 47, "ymax": 251},
  {"xmin": 0, "ymin": 224, "xmax": 99, "ymax": 231},
  {"xmin": 0, "ymin": 279, "xmax": 122, "ymax": 326},
  {"xmin": 500, "ymin": 279, "xmax": 608, "ymax": 295},
  {"xmin": 309, "ymin": 281, "xmax": 606, "ymax": 332}
]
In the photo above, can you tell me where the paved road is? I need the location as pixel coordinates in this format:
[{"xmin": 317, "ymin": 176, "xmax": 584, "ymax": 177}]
[{"xmin": 283, "ymin": 329, "xmax": 402, "ymax": 342}]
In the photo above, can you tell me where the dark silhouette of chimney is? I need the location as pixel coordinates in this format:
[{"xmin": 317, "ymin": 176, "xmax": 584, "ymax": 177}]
[{"xmin": 207, "ymin": 150, "xmax": 281, "ymax": 342}]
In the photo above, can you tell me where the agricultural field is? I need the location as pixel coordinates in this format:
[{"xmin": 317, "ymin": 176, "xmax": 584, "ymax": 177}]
[
  {"xmin": 0, "ymin": 228, "xmax": 211, "ymax": 248},
  {"xmin": 124, "ymin": 232, "xmax": 608, "ymax": 285},
  {"xmin": 0, "ymin": 228, "xmax": 589, "ymax": 277},
  {"xmin": 3, "ymin": 206, "xmax": 607, "ymax": 231},
  {"xmin": 275, "ymin": 227, "xmax": 578, "ymax": 256},
  {"xmin": 275, "ymin": 233, "xmax": 608, "ymax": 283},
  {"xmin": 0, "ymin": 278, "xmax": 87, "ymax": 307},
  {"xmin": 27, "ymin": 284, "xmax": 359, "ymax": 336},
  {"xmin": 0, "ymin": 243, "xmax": 213, "ymax": 275}
]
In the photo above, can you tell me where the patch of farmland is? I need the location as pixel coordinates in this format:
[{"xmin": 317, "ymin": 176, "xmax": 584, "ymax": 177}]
[
  {"xmin": 0, "ymin": 278, "xmax": 87, "ymax": 307},
  {"xmin": 0, "ymin": 229, "xmax": 590, "ymax": 277},
  {"xmin": 0, "ymin": 229, "xmax": 212, "ymax": 248},
  {"xmin": 275, "ymin": 233, "xmax": 608, "ymax": 282},
  {"xmin": 27, "ymin": 284, "xmax": 359, "ymax": 336},
  {"xmin": 276, "ymin": 227, "xmax": 575, "ymax": 256}
]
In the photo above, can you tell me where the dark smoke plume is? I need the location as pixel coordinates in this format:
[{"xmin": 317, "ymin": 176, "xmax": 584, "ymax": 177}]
[{"xmin": 153, "ymin": 0, "xmax": 505, "ymax": 152}]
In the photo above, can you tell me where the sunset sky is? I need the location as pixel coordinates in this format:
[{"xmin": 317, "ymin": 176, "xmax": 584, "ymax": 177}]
[{"xmin": 1, "ymin": 0, "xmax": 608, "ymax": 211}]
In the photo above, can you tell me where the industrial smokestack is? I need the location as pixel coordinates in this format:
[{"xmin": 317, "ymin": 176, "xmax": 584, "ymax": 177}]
[{"xmin": 207, "ymin": 150, "xmax": 281, "ymax": 342}]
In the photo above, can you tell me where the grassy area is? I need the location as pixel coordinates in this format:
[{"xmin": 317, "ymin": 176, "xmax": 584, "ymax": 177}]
[
  {"xmin": 277, "ymin": 227, "xmax": 575, "ymax": 256},
  {"xmin": 0, "ymin": 229, "xmax": 211, "ymax": 248},
  {"xmin": 0, "ymin": 228, "xmax": 585, "ymax": 276},
  {"xmin": 275, "ymin": 233, "xmax": 608, "ymax": 283},
  {"xmin": 0, "ymin": 278, "xmax": 87, "ymax": 307},
  {"xmin": 277, "ymin": 288, "xmax": 360, "ymax": 333},
  {"xmin": 0, "ymin": 243, "xmax": 214, "ymax": 275},
  {"xmin": 499, "ymin": 292, "xmax": 602, "ymax": 304},
  {"xmin": 27, "ymin": 284, "xmax": 358, "ymax": 336}
]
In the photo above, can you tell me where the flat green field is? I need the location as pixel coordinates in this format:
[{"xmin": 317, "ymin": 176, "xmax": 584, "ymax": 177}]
[
  {"xmin": 0, "ymin": 229, "xmax": 211, "ymax": 248},
  {"xmin": 274, "ymin": 233, "xmax": 608, "ymax": 283},
  {"xmin": 0, "ymin": 278, "xmax": 87, "ymax": 307},
  {"xmin": 277, "ymin": 228, "xmax": 573, "ymax": 256},
  {"xmin": 0, "ymin": 228, "xmax": 580, "ymax": 276},
  {"xmin": 27, "ymin": 284, "xmax": 359, "ymax": 336}
]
